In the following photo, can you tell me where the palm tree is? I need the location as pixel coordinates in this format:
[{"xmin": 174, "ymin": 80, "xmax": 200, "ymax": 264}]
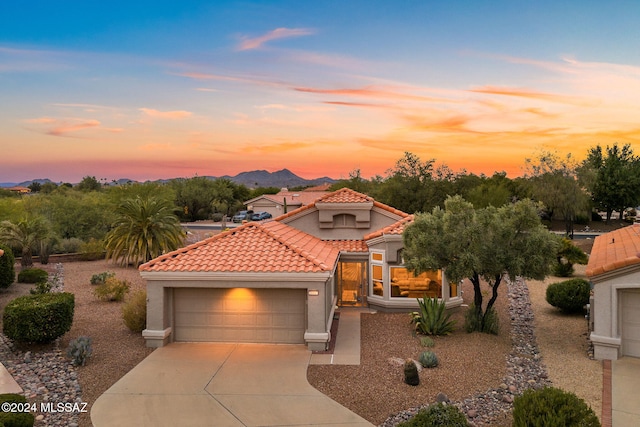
[
  {"xmin": 105, "ymin": 196, "xmax": 185, "ymax": 266},
  {"xmin": 0, "ymin": 215, "xmax": 53, "ymax": 268}
]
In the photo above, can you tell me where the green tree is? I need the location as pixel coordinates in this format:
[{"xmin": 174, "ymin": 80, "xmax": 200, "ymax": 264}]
[
  {"xmin": 525, "ymin": 151, "xmax": 589, "ymax": 237},
  {"xmin": 105, "ymin": 196, "xmax": 185, "ymax": 266},
  {"xmin": 0, "ymin": 244, "xmax": 15, "ymax": 289},
  {"xmin": 580, "ymin": 143, "xmax": 640, "ymax": 223},
  {"xmin": 0, "ymin": 215, "xmax": 54, "ymax": 268},
  {"xmin": 75, "ymin": 175, "xmax": 103, "ymax": 192},
  {"xmin": 403, "ymin": 196, "xmax": 557, "ymax": 332}
]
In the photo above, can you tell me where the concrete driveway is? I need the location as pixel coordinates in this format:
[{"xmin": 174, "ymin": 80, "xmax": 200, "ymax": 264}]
[{"xmin": 91, "ymin": 343, "xmax": 373, "ymax": 427}]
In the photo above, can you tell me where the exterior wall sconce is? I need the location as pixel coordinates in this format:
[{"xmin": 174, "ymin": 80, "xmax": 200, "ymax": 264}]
[{"xmin": 308, "ymin": 289, "xmax": 319, "ymax": 296}]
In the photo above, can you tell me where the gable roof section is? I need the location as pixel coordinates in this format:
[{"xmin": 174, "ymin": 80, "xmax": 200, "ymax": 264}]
[
  {"xmin": 140, "ymin": 221, "xmax": 340, "ymax": 273},
  {"xmin": 245, "ymin": 190, "xmax": 328, "ymax": 207},
  {"xmin": 586, "ymin": 225, "xmax": 640, "ymax": 278},
  {"xmin": 275, "ymin": 187, "xmax": 409, "ymax": 222},
  {"xmin": 364, "ymin": 215, "xmax": 415, "ymax": 241}
]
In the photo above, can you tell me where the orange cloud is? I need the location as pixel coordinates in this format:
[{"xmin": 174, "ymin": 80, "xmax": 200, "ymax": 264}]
[
  {"xmin": 48, "ymin": 119, "xmax": 101, "ymax": 136},
  {"xmin": 237, "ymin": 27, "xmax": 315, "ymax": 51},
  {"xmin": 294, "ymin": 85, "xmax": 442, "ymax": 102},
  {"xmin": 139, "ymin": 108, "xmax": 192, "ymax": 119},
  {"xmin": 469, "ymin": 85, "xmax": 591, "ymax": 105}
]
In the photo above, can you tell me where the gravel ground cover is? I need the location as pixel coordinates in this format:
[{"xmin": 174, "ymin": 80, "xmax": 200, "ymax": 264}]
[{"xmin": 0, "ymin": 258, "xmax": 600, "ymax": 427}]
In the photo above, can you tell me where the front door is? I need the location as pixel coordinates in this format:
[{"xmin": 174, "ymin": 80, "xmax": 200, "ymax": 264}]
[{"xmin": 337, "ymin": 261, "xmax": 367, "ymax": 307}]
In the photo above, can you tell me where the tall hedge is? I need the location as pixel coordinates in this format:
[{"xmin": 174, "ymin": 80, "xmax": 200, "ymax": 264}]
[
  {"xmin": 0, "ymin": 244, "xmax": 15, "ymax": 289},
  {"xmin": 3, "ymin": 293, "xmax": 74, "ymax": 344}
]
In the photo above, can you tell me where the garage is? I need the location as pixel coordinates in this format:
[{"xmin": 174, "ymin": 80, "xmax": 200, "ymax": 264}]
[
  {"xmin": 621, "ymin": 289, "xmax": 640, "ymax": 357},
  {"xmin": 173, "ymin": 288, "xmax": 307, "ymax": 344}
]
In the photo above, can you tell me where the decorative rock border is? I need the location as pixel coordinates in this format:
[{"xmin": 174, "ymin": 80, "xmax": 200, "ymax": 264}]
[{"xmin": 381, "ymin": 277, "xmax": 551, "ymax": 426}]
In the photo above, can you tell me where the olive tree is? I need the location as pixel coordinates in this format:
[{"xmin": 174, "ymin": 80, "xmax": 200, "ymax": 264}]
[{"xmin": 403, "ymin": 196, "xmax": 558, "ymax": 333}]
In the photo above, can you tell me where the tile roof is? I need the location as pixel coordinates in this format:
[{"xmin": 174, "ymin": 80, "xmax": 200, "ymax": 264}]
[
  {"xmin": 326, "ymin": 240, "xmax": 369, "ymax": 252},
  {"xmin": 139, "ymin": 221, "xmax": 340, "ymax": 273},
  {"xmin": 586, "ymin": 225, "xmax": 640, "ymax": 277},
  {"xmin": 274, "ymin": 187, "xmax": 409, "ymax": 222},
  {"xmin": 364, "ymin": 215, "xmax": 415, "ymax": 241}
]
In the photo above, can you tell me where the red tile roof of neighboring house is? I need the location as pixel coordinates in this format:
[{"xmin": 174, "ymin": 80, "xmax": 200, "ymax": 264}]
[
  {"xmin": 140, "ymin": 221, "xmax": 340, "ymax": 273},
  {"xmin": 364, "ymin": 215, "xmax": 415, "ymax": 241},
  {"xmin": 327, "ymin": 240, "xmax": 369, "ymax": 252},
  {"xmin": 586, "ymin": 225, "xmax": 640, "ymax": 277},
  {"xmin": 304, "ymin": 183, "xmax": 332, "ymax": 192},
  {"xmin": 275, "ymin": 187, "xmax": 409, "ymax": 221}
]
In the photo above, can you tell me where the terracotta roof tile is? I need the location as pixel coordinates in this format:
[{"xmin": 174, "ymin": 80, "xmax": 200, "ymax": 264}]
[
  {"xmin": 586, "ymin": 225, "xmax": 640, "ymax": 277},
  {"xmin": 327, "ymin": 240, "xmax": 369, "ymax": 252},
  {"xmin": 140, "ymin": 221, "xmax": 340, "ymax": 273},
  {"xmin": 274, "ymin": 188, "xmax": 409, "ymax": 222},
  {"xmin": 364, "ymin": 215, "xmax": 415, "ymax": 241}
]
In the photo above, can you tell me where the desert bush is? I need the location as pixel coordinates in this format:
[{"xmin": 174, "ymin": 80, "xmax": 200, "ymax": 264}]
[
  {"xmin": 546, "ymin": 278, "xmax": 591, "ymax": 313},
  {"xmin": 554, "ymin": 238, "xmax": 588, "ymax": 277},
  {"xmin": 464, "ymin": 304, "xmax": 499, "ymax": 335},
  {"xmin": 398, "ymin": 402, "xmax": 468, "ymax": 427},
  {"xmin": 79, "ymin": 238, "xmax": 105, "ymax": 261},
  {"xmin": 404, "ymin": 359, "xmax": 420, "ymax": 386},
  {"xmin": 420, "ymin": 336, "xmax": 435, "ymax": 348},
  {"xmin": 94, "ymin": 277, "xmax": 130, "ymax": 302},
  {"xmin": 123, "ymin": 290, "xmax": 147, "ymax": 332},
  {"xmin": 55, "ymin": 237, "xmax": 84, "ymax": 254},
  {"xmin": 410, "ymin": 297, "xmax": 456, "ymax": 335},
  {"xmin": 0, "ymin": 393, "xmax": 35, "ymax": 427},
  {"xmin": 67, "ymin": 336, "xmax": 93, "ymax": 366},
  {"xmin": 3, "ymin": 293, "xmax": 74, "ymax": 344},
  {"xmin": 17, "ymin": 268, "xmax": 48, "ymax": 284},
  {"xmin": 512, "ymin": 386, "xmax": 600, "ymax": 427},
  {"xmin": 0, "ymin": 244, "xmax": 15, "ymax": 289},
  {"xmin": 90, "ymin": 271, "xmax": 115, "ymax": 285},
  {"xmin": 418, "ymin": 350, "xmax": 439, "ymax": 368}
]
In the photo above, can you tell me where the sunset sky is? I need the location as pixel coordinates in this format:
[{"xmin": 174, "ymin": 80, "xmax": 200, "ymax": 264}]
[{"xmin": 2, "ymin": 1, "xmax": 640, "ymax": 183}]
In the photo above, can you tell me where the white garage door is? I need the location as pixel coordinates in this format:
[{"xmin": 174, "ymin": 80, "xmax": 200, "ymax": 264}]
[
  {"xmin": 173, "ymin": 288, "xmax": 306, "ymax": 344},
  {"xmin": 621, "ymin": 289, "xmax": 640, "ymax": 357}
]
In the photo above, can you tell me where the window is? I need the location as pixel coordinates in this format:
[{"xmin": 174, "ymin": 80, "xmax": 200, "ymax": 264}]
[
  {"xmin": 371, "ymin": 252, "xmax": 384, "ymax": 297},
  {"xmin": 333, "ymin": 214, "xmax": 356, "ymax": 228},
  {"xmin": 389, "ymin": 267, "xmax": 442, "ymax": 299}
]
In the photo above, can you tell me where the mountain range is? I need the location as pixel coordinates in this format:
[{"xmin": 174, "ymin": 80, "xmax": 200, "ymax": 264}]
[{"xmin": 0, "ymin": 169, "xmax": 336, "ymax": 190}]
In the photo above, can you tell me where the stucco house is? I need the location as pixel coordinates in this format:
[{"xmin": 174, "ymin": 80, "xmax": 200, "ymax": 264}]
[
  {"xmin": 587, "ymin": 225, "xmax": 640, "ymax": 360},
  {"xmin": 140, "ymin": 188, "xmax": 462, "ymax": 351},
  {"xmin": 244, "ymin": 186, "xmax": 330, "ymax": 219}
]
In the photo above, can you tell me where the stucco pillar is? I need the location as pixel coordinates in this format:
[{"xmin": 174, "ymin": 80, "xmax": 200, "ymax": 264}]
[
  {"xmin": 142, "ymin": 281, "xmax": 172, "ymax": 347},
  {"xmin": 304, "ymin": 280, "xmax": 330, "ymax": 351}
]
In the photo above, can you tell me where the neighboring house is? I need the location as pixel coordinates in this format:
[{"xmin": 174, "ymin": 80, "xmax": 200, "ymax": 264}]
[
  {"xmin": 244, "ymin": 187, "xmax": 330, "ymax": 218},
  {"xmin": 587, "ymin": 225, "xmax": 640, "ymax": 360},
  {"xmin": 140, "ymin": 188, "xmax": 462, "ymax": 351},
  {"xmin": 7, "ymin": 186, "xmax": 31, "ymax": 194}
]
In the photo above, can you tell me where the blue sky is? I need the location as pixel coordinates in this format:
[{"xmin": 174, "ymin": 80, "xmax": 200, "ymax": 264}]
[{"xmin": 2, "ymin": 1, "xmax": 640, "ymax": 182}]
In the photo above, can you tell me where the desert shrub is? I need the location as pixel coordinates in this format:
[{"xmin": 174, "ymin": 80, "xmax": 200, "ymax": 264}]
[
  {"xmin": 420, "ymin": 336, "xmax": 435, "ymax": 348},
  {"xmin": 123, "ymin": 290, "xmax": 147, "ymax": 332},
  {"xmin": 90, "ymin": 271, "xmax": 115, "ymax": 285},
  {"xmin": 464, "ymin": 304, "xmax": 499, "ymax": 335},
  {"xmin": 512, "ymin": 386, "xmax": 600, "ymax": 427},
  {"xmin": 79, "ymin": 238, "xmax": 105, "ymax": 261},
  {"xmin": 0, "ymin": 393, "xmax": 35, "ymax": 427},
  {"xmin": 211, "ymin": 213, "xmax": 224, "ymax": 222},
  {"xmin": 29, "ymin": 280, "xmax": 51, "ymax": 295},
  {"xmin": 546, "ymin": 278, "xmax": 591, "ymax": 313},
  {"xmin": 55, "ymin": 237, "xmax": 84, "ymax": 254},
  {"xmin": 0, "ymin": 244, "xmax": 15, "ymax": 289},
  {"xmin": 94, "ymin": 277, "xmax": 130, "ymax": 302},
  {"xmin": 398, "ymin": 403, "xmax": 468, "ymax": 427},
  {"xmin": 418, "ymin": 351, "xmax": 439, "ymax": 368},
  {"xmin": 16, "ymin": 268, "xmax": 48, "ymax": 284},
  {"xmin": 410, "ymin": 297, "xmax": 456, "ymax": 335},
  {"xmin": 67, "ymin": 336, "xmax": 93, "ymax": 366},
  {"xmin": 2, "ymin": 293, "xmax": 74, "ymax": 344},
  {"xmin": 553, "ymin": 262, "xmax": 575, "ymax": 277},
  {"xmin": 404, "ymin": 359, "xmax": 420, "ymax": 386}
]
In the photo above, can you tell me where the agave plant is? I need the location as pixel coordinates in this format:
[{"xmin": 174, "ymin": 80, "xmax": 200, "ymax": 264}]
[{"xmin": 410, "ymin": 296, "xmax": 456, "ymax": 335}]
